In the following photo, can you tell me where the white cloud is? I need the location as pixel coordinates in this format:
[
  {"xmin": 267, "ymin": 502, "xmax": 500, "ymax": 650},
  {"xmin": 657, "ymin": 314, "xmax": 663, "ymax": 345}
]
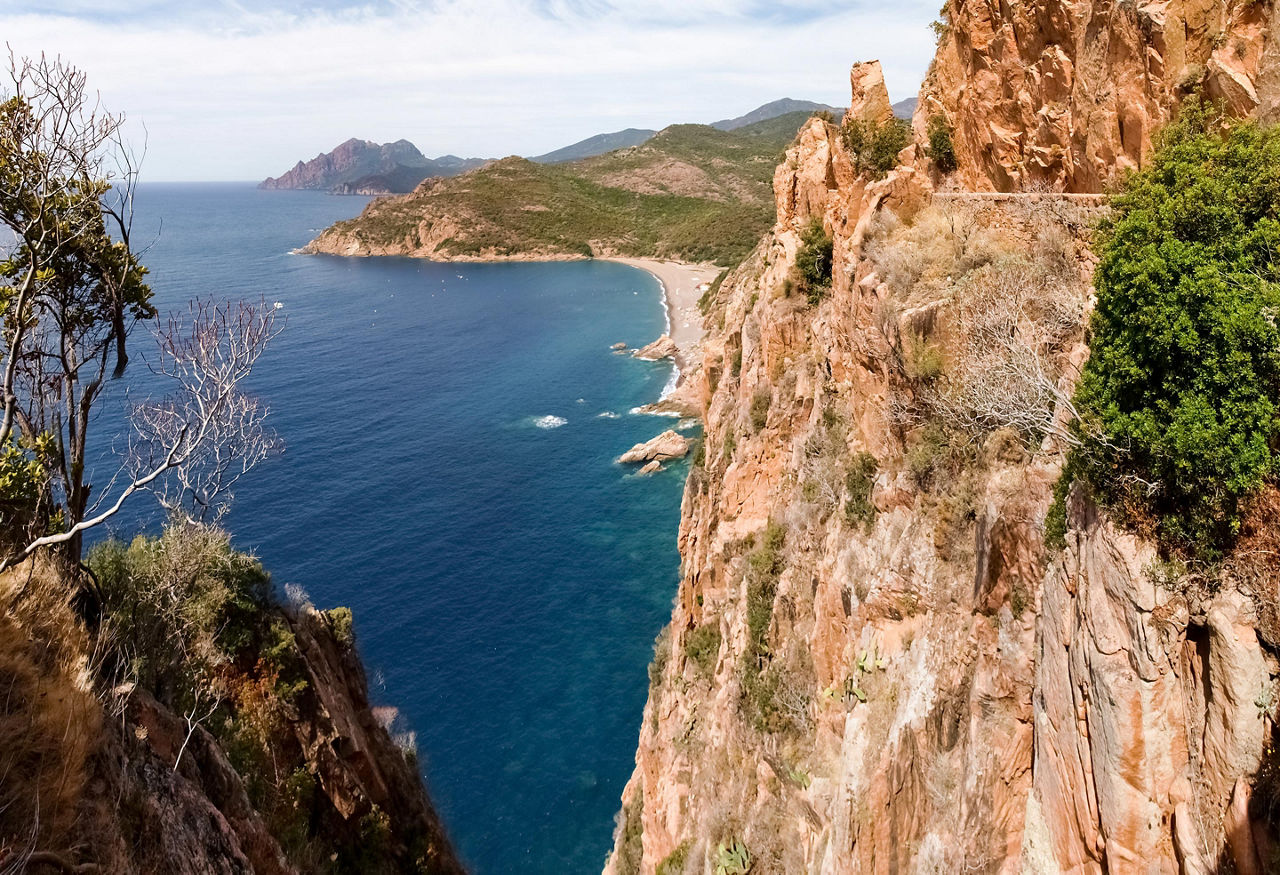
[{"xmin": 5, "ymin": 1, "xmax": 938, "ymax": 180}]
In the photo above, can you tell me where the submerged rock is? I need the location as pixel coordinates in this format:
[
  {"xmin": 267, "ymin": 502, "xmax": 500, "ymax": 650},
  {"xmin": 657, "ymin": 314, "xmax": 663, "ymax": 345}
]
[
  {"xmin": 618, "ymin": 430, "xmax": 690, "ymax": 464},
  {"xmin": 632, "ymin": 335, "xmax": 678, "ymax": 361}
]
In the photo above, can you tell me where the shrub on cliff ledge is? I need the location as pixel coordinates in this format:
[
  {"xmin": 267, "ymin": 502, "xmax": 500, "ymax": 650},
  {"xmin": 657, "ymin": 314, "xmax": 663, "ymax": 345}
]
[
  {"xmin": 792, "ymin": 217, "xmax": 834, "ymax": 304},
  {"xmin": 840, "ymin": 116, "xmax": 911, "ymax": 179},
  {"xmin": 927, "ymin": 115, "xmax": 958, "ymax": 174},
  {"xmin": 1074, "ymin": 102, "xmax": 1280, "ymax": 556}
]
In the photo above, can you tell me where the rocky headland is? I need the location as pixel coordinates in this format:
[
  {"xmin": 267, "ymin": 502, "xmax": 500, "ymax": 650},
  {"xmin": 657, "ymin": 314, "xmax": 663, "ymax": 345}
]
[
  {"xmin": 602, "ymin": 0, "xmax": 1280, "ymax": 870},
  {"xmin": 260, "ymin": 138, "xmax": 484, "ymax": 194}
]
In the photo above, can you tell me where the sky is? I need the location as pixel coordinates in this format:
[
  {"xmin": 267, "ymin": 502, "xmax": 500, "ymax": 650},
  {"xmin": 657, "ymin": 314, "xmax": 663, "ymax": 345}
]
[{"xmin": 5, "ymin": 0, "xmax": 940, "ymax": 181}]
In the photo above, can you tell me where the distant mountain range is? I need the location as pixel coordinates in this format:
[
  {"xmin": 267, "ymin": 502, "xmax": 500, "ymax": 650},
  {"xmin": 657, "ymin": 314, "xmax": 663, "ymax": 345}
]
[
  {"xmin": 258, "ymin": 138, "xmax": 485, "ymax": 194},
  {"xmin": 263, "ymin": 98, "xmax": 917, "ymax": 194},
  {"xmin": 530, "ymin": 128, "xmax": 658, "ymax": 164},
  {"xmin": 711, "ymin": 98, "xmax": 841, "ymax": 130}
]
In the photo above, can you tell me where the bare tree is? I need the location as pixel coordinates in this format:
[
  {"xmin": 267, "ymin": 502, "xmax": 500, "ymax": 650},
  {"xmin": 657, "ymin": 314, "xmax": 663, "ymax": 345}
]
[
  {"xmin": 132, "ymin": 299, "xmax": 283, "ymax": 524},
  {"xmin": 926, "ymin": 256, "xmax": 1086, "ymax": 446},
  {"xmin": 1, "ymin": 299, "xmax": 282, "ymax": 571}
]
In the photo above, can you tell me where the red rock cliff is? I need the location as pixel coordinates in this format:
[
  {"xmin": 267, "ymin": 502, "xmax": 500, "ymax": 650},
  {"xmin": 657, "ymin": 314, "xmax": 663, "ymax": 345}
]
[
  {"xmin": 605, "ymin": 44, "xmax": 1280, "ymax": 875},
  {"xmin": 917, "ymin": 0, "xmax": 1280, "ymax": 191}
]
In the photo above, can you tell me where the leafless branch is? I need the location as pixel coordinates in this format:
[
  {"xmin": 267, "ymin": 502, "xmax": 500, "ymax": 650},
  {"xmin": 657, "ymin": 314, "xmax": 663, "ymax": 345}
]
[{"xmin": 0, "ymin": 299, "xmax": 282, "ymax": 571}]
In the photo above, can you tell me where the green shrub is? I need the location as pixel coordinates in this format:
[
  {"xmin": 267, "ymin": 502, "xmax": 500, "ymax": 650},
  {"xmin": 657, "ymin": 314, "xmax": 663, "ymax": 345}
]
[
  {"xmin": 1043, "ymin": 455, "xmax": 1081, "ymax": 550},
  {"xmin": 930, "ymin": 1, "xmax": 951, "ymax": 43},
  {"xmin": 905, "ymin": 423, "xmax": 965, "ymax": 490},
  {"xmin": 90, "ymin": 525, "xmax": 272, "ymax": 696},
  {"xmin": 1072, "ymin": 101, "xmax": 1280, "ymax": 557},
  {"xmin": 723, "ymin": 430, "xmax": 738, "ymax": 461},
  {"xmin": 740, "ymin": 658, "xmax": 813, "ymax": 736},
  {"xmin": 657, "ymin": 840, "xmax": 692, "ymax": 875},
  {"xmin": 325, "ymin": 606, "xmax": 355, "ymax": 649},
  {"xmin": 840, "ymin": 117, "xmax": 912, "ymax": 179},
  {"xmin": 927, "ymin": 115, "xmax": 958, "ymax": 173},
  {"xmin": 750, "ymin": 388, "xmax": 772, "ymax": 432},
  {"xmin": 699, "ymin": 269, "xmax": 729, "ymax": 314},
  {"xmin": 0, "ymin": 437, "xmax": 48, "ymax": 550},
  {"xmin": 903, "ymin": 332, "xmax": 945, "ymax": 382},
  {"xmin": 614, "ymin": 791, "xmax": 645, "ymax": 875},
  {"xmin": 715, "ymin": 837, "xmax": 752, "ymax": 875},
  {"xmin": 794, "ymin": 217, "xmax": 834, "ymax": 304},
  {"xmin": 684, "ymin": 623, "xmax": 722, "ymax": 677},
  {"xmin": 730, "ymin": 346, "xmax": 743, "ymax": 378},
  {"xmin": 745, "ymin": 521, "xmax": 786, "ymax": 660},
  {"xmin": 844, "ymin": 452, "xmax": 879, "ymax": 532},
  {"xmin": 691, "ymin": 438, "xmax": 706, "ymax": 469}
]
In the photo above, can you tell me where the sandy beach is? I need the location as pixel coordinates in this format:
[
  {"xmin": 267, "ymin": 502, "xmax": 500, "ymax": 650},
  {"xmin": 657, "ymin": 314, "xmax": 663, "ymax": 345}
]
[{"xmin": 607, "ymin": 256, "xmax": 722, "ymax": 377}]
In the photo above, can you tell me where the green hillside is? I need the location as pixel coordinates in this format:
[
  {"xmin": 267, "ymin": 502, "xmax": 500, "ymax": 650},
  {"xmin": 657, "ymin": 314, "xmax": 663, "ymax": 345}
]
[{"xmin": 309, "ymin": 113, "xmax": 820, "ymax": 266}]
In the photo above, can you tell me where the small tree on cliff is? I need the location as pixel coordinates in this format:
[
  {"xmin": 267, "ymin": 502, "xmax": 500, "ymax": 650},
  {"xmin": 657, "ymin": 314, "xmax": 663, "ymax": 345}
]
[
  {"xmin": 0, "ymin": 54, "xmax": 280, "ymax": 573},
  {"xmin": 1072, "ymin": 99, "xmax": 1280, "ymax": 556}
]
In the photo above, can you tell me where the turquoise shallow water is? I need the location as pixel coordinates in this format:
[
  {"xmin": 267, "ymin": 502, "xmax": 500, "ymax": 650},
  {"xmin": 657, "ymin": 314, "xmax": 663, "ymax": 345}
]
[{"xmin": 99, "ymin": 183, "xmax": 686, "ymax": 873}]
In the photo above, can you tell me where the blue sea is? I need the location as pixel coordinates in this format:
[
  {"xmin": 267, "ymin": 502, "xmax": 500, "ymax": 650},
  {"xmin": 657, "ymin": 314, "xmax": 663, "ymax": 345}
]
[{"xmin": 99, "ymin": 183, "xmax": 686, "ymax": 874}]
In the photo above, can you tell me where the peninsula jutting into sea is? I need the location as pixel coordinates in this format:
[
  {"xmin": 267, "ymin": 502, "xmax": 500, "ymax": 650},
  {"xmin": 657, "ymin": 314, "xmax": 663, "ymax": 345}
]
[{"xmin": 6, "ymin": 1, "xmax": 1280, "ymax": 873}]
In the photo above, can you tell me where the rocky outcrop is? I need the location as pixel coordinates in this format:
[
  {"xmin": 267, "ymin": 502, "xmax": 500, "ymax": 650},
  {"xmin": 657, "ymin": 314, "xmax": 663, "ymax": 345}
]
[
  {"xmin": 632, "ymin": 336, "xmax": 679, "ymax": 361},
  {"xmin": 0, "ymin": 555, "xmax": 463, "ymax": 875},
  {"xmin": 916, "ymin": 0, "xmax": 1280, "ymax": 191},
  {"xmin": 618, "ymin": 430, "xmax": 691, "ymax": 465},
  {"xmin": 1032, "ymin": 492, "xmax": 1275, "ymax": 872},
  {"xmin": 606, "ymin": 16, "xmax": 1280, "ymax": 872},
  {"xmin": 84, "ymin": 604, "xmax": 465, "ymax": 874}
]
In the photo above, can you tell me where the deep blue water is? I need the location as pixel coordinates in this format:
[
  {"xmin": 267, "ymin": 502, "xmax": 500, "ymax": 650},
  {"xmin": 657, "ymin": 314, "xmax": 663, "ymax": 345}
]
[{"xmin": 96, "ymin": 183, "xmax": 685, "ymax": 874}]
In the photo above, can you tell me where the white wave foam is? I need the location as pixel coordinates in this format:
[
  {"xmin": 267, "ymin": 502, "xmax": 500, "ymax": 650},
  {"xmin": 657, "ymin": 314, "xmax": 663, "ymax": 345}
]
[
  {"xmin": 533, "ymin": 415, "xmax": 567, "ymax": 429},
  {"xmin": 597, "ymin": 411, "xmax": 621, "ymax": 419},
  {"xmin": 659, "ymin": 363, "xmax": 680, "ymax": 400}
]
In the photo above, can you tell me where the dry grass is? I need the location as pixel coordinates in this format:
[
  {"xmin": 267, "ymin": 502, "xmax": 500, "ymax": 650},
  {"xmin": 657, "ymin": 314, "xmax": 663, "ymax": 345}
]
[{"xmin": 0, "ymin": 561, "xmax": 103, "ymax": 871}]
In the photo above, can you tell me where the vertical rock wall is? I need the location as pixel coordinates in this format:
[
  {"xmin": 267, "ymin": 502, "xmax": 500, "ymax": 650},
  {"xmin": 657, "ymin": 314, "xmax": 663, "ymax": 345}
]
[
  {"xmin": 917, "ymin": 0, "xmax": 1280, "ymax": 191},
  {"xmin": 607, "ymin": 46, "xmax": 1280, "ymax": 875}
]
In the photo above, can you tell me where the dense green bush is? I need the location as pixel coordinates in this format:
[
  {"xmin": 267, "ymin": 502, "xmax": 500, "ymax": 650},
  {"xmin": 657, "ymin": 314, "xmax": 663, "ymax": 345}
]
[
  {"xmin": 793, "ymin": 217, "xmax": 834, "ymax": 304},
  {"xmin": 684, "ymin": 622, "xmax": 722, "ymax": 677},
  {"xmin": 840, "ymin": 116, "xmax": 911, "ymax": 179},
  {"xmin": 1073, "ymin": 101, "xmax": 1280, "ymax": 557},
  {"xmin": 745, "ymin": 521, "xmax": 786, "ymax": 661},
  {"xmin": 927, "ymin": 115, "xmax": 957, "ymax": 173},
  {"xmin": 90, "ymin": 526, "xmax": 273, "ymax": 697},
  {"xmin": 657, "ymin": 841, "xmax": 692, "ymax": 875},
  {"xmin": 844, "ymin": 452, "xmax": 879, "ymax": 532},
  {"xmin": 0, "ymin": 437, "xmax": 49, "ymax": 549}
]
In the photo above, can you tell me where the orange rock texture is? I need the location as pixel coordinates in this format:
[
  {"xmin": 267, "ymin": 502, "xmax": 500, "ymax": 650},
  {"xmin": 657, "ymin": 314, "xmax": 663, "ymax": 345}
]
[
  {"xmin": 916, "ymin": 0, "xmax": 1280, "ymax": 191},
  {"xmin": 605, "ymin": 35, "xmax": 1280, "ymax": 875}
]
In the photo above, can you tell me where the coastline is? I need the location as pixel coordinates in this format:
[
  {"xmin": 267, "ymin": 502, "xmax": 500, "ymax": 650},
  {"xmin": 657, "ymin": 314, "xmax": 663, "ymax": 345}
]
[
  {"xmin": 299, "ymin": 240, "xmax": 719, "ymax": 401},
  {"xmin": 605, "ymin": 257, "xmax": 721, "ymax": 395}
]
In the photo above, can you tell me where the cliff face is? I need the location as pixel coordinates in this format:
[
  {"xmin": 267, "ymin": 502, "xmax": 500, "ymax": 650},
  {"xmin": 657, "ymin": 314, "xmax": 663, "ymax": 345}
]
[
  {"xmin": 917, "ymin": 0, "xmax": 1280, "ymax": 191},
  {"xmin": 606, "ymin": 49, "xmax": 1280, "ymax": 875},
  {"xmin": 0, "ymin": 559, "xmax": 463, "ymax": 874}
]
